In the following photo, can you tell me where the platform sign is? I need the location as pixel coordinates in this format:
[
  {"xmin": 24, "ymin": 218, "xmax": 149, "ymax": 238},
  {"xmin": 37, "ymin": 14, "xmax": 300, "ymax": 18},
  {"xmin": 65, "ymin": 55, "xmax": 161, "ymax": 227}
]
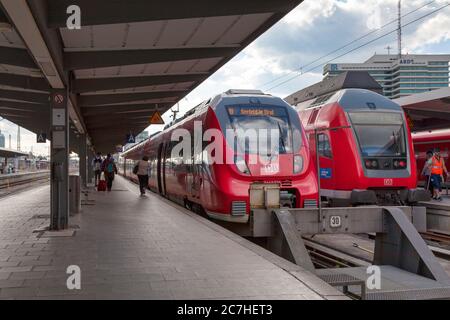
[
  {"xmin": 320, "ymin": 168, "xmax": 332, "ymax": 179},
  {"xmin": 150, "ymin": 111, "xmax": 165, "ymax": 125},
  {"xmin": 330, "ymin": 215, "xmax": 342, "ymax": 228},
  {"xmin": 126, "ymin": 134, "xmax": 135, "ymax": 144},
  {"xmin": 52, "ymin": 109, "xmax": 66, "ymax": 126},
  {"xmin": 36, "ymin": 132, "xmax": 47, "ymax": 143}
]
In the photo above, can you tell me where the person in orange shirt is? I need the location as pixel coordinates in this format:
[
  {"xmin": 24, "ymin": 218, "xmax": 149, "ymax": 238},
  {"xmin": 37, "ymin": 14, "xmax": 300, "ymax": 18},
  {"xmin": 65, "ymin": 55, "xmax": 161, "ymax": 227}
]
[{"xmin": 429, "ymin": 148, "xmax": 448, "ymax": 201}]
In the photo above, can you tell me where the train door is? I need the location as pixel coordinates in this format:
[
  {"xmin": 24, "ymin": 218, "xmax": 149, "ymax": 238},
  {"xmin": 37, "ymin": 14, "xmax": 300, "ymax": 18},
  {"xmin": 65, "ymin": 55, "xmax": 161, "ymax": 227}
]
[
  {"xmin": 157, "ymin": 143, "xmax": 163, "ymax": 194},
  {"xmin": 316, "ymin": 133, "xmax": 335, "ymax": 194},
  {"xmin": 162, "ymin": 143, "xmax": 167, "ymax": 196},
  {"xmin": 191, "ymin": 128, "xmax": 203, "ymax": 201}
]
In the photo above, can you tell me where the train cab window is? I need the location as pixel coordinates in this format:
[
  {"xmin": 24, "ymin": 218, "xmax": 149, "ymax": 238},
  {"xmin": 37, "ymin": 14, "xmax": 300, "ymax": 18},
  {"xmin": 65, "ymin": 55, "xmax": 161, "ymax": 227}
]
[
  {"xmin": 317, "ymin": 134, "xmax": 332, "ymax": 158},
  {"xmin": 349, "ymin": 112, "xmax": 406, "ymax": 157},
  {"xmin": 226, "ymin": 105, "xmax": 294, "ymax": 155}
]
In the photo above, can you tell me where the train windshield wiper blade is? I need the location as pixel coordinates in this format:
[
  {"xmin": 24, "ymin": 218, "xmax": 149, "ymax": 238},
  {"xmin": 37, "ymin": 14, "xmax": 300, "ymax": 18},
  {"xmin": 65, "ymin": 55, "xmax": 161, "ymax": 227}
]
[{"xmin": 277, "ymin": 122, "xmax": 286, "ymax": 153}]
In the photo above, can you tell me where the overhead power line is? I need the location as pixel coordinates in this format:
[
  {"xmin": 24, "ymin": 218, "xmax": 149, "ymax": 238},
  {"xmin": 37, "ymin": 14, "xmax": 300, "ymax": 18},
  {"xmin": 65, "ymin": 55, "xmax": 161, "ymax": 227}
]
[
  {"xmin": 266, "ymin": 2, "xmax": 450, "ymax": 91},
  {"xmin": 259, "ymin": 0, "xmax": 437, "ymax": 89}
]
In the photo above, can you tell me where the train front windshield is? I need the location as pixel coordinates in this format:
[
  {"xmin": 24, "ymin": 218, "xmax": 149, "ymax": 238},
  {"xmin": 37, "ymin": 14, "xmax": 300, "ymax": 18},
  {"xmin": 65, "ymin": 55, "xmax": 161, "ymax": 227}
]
[
  {"xmin": 349, "ymin": 112, "xmax": 407, "ymax": 157},
  {"xmin": 226, "ymin": 105, "xmax": 298, "ymax": 155}
]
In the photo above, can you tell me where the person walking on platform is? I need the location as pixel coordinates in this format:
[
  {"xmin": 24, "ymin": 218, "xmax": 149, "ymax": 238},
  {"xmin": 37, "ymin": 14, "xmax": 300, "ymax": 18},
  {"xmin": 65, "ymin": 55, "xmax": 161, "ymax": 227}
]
[
  {"xmin": 422, "ymin": 150, "xmax": 433, "ymax": 195},
  {"xmin": 92, "ymin": 152, "xmax": 103, "ymax": 187},
  {"xmin": 102, "ymin": 154, "xmax": 117, "ymax": 192},
  {"xmin": 134, "ymin": 156, "xmax": 150, "ymax": 196},
  {"xmin": 429, "ymin": 148, "xmax": 448, "ymax": 201}
]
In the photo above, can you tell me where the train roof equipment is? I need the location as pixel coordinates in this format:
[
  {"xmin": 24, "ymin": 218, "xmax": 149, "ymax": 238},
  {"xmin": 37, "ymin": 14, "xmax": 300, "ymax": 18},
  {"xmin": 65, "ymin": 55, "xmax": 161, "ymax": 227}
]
[{"xmin": 285, "ymin": 71, "xmax": 383, "ymax": 105}]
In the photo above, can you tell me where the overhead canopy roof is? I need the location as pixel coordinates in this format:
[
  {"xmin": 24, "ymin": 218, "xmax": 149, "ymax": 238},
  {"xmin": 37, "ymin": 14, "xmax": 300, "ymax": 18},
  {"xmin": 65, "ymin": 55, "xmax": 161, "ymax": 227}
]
[
  {"xmin": 0, "ymin": 147, "xmax": 28, "ymax": 158},
  {"xmin": 0, "ymin": 0, "xmax": 302, "ymax": 153},
  {"xmin": 393, "ymin": 87, "xmax": 450, "ymax": 132}
]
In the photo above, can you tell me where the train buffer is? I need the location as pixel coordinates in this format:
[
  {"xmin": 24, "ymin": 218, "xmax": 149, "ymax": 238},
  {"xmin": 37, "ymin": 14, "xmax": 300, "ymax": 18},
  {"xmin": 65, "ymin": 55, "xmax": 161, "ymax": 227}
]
[{"xmin": 248, "ymin": 185, "xmax": 450, "ymax": 300}]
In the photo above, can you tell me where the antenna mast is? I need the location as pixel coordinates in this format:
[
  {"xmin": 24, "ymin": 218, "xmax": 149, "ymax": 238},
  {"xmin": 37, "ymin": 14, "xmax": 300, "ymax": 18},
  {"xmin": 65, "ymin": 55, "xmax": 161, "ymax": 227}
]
[{"xmin": 398, "ymin": 0, "xmax": 402, "ymax": 59}]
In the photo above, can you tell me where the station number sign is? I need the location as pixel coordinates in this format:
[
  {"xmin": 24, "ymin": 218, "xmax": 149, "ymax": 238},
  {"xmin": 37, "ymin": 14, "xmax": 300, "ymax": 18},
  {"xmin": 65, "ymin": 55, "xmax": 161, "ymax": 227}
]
[{"xmin": 330, "ymin": 215, "xmax": 342, "ymax": 228}]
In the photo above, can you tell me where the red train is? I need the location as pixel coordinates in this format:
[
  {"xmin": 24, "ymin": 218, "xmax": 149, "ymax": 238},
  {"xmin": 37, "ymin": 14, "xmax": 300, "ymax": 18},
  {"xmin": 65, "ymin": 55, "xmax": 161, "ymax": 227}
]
[
  {"xmin": 413, "ymin": 129, "xmax": 450, "ymax": 184},
  {"xmin": 120, "ymin": 89, "xmax": 318, "ymax": 223},
  {"xmin": 286, "ymin": 72, "xmax": 428, "ymax": 206}
]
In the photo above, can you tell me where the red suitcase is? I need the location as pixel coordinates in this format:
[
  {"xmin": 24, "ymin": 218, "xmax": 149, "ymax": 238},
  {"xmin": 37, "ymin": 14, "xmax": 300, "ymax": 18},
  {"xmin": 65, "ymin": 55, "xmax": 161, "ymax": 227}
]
[{"xmin": 97, "ymin": 180, "xmax": 107, "ymax": 191}]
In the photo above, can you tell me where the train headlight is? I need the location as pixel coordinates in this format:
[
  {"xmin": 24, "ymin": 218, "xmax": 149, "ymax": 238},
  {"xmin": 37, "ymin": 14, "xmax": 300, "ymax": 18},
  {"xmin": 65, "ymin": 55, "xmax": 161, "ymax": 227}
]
[
  {"xmin": 365, "ymin": 159, "xmax": 379, "ymax": 169},
  {"xmin": 394, "ymin": 159, "xmax": 407, "ymax": 169},
  {"xmin": 294, "ymin": 155, "xmax": 303, "ymax": 174},
  {"xmin": 235, "ymin": 156, "xmax": 250, "ymax": 174}
]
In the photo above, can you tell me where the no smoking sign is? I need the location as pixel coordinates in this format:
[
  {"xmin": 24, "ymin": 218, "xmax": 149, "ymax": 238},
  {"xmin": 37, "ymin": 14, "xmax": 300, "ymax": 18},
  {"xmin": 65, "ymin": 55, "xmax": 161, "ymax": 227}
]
[{"xmin": 53, "ymin": 93, "xmax": 65, "ymax": 104}]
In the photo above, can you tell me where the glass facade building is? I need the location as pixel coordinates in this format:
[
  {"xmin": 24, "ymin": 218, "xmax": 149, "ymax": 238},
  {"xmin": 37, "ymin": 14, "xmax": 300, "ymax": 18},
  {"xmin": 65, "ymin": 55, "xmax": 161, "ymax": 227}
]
[{"xmin": 323, "ymin": 54, "xmax": 450, "ymax": 99}]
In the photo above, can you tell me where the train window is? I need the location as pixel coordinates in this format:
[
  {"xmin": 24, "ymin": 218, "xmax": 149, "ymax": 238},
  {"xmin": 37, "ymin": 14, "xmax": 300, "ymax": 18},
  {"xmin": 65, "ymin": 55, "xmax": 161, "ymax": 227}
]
[
  {"xmin": 349, "ymin": 112, "xmax": 406, "ymax": 157},
  {"xmin": 308, "ymin": 109, "xmax": 319, "ymax": 124},
  {"xmin": 318, "ymin": 134, "xmax": 332, "ymax": 158},
  {"xmin": 226, "ymin": 105, "xmax": 294, "ymax": 155}
]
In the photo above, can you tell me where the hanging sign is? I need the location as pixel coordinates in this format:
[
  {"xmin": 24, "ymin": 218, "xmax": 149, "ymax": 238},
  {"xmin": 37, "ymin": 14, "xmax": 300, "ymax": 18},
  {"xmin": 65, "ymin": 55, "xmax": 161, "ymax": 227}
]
[{"xmin": 150, "ymin": 111, "xmax": 165, "ymax": 125}]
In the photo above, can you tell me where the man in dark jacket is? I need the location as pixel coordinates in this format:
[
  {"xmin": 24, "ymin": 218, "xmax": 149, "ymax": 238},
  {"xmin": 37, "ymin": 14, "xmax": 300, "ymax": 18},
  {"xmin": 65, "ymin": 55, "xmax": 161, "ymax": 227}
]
[{"xmin": 102, "ymin": 154, "xmax": 118, "ymax": 191}]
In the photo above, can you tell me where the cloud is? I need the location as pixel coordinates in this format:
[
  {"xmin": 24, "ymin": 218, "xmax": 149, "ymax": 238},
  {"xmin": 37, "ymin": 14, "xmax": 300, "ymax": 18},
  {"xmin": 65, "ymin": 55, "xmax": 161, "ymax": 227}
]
[
  {"xmin": 404, "ymin": 12, "xmax": 450, "ymax": 51},
  {"xmin": 146, "ymin": 0, "xmax": 450, "ymax": 136}
]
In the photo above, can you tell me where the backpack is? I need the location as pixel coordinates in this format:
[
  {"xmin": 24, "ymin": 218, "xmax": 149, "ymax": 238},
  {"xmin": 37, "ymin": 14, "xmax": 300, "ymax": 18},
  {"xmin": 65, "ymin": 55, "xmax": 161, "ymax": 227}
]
[{"xmin": 107, "ymin": 161, "xmax": 114, "ymax": 173}]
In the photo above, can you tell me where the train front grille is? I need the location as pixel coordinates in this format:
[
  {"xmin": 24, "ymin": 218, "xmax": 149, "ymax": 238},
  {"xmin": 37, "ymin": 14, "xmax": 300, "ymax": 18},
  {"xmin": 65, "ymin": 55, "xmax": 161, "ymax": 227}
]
[
  {"xmin": 231, "ymin": 201, "xmax": 247, "ymax": 216},
  {"xmin": 304, "ymin": 199, "xmax": 318, "ymax": 208}
]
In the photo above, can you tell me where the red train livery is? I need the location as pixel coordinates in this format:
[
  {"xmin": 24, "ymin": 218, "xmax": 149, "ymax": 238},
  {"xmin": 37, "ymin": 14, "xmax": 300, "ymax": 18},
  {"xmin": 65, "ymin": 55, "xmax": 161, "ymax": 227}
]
[
  {"xmin": 287, "ymin": 76, "xmax": 428, "ymax": 206},
  {"xmin": 120, "ymin": 90, "xmax": 318, "ymax": 223},
  {"xmin": 413, "ymin": 129, "xmax": 450, "ymax": 183}
]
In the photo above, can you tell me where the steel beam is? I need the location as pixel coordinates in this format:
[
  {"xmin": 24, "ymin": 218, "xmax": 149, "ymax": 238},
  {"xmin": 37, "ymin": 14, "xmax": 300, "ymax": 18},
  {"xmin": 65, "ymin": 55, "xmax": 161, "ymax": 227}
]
[
  {"xmin": 0, "ymin": 99, "xmax": 48, "ymax": 110},
  {"xmin": 84, "ymin": 112, "xmax": 155, "ymax": 122},
  {"xmin": 0, "ymin": 7, "xmax": 8, "ymax": 23},
  {"xmin": 374, "ymin": 207, "xmax": 450, "ymax": 285},
  {"xmin": 7, "ymin": 0, "xmax": 87, "ymax": 135},
  {"xmin": 79, "ymin": 90, "xmax": 185, "ymax": 106},
  {"xmin": 81, "ymin": 103, "xmax": 169, "ymax": 116},
  {"xmin": 72, "ymin": 74, "xmax": 205, "ymax": 94},
  {"xmin": 0, "ymin": 88, "xmax": 49, "ymax": 104},
  {"xmin": 47, "ymin": 0, "xmax": 298, "ymax": 28},
  {"xmin": 64, "ymin": 47, "xmax": 235, "ymax": 71},
  {"xmin": 269, "ymin": 210, "xmax": 316, "ymax": 273},
  {"xmin": 0, "ymin": 108, "xmax": 49, "ymax": 118},
  {"xmin": 0, "ymin": 73, "xmax": 50, "ymax": 91},
  {"xmin": 0, "ymin": 46, "xmax": 38, "ymax": 69}
]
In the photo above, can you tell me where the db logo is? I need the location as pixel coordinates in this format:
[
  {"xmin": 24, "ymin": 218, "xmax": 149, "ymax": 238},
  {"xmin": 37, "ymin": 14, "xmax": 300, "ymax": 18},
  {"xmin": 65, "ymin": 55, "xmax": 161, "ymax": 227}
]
[{"xmin": 384, "ymin": 179, "xmax": 393, "ymax": 186}]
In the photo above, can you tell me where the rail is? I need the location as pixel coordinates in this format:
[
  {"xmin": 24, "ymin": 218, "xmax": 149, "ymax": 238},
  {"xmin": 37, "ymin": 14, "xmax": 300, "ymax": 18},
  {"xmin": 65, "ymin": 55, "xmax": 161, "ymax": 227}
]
[{"xmin": 0, "ymin": 171, "xmax": 50, "ymax": 190}]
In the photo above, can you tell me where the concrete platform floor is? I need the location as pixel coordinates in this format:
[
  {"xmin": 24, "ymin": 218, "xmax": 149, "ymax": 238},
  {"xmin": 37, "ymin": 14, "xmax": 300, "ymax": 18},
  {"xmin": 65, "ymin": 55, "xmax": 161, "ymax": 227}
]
[{"xmin": 0, "ymin": 176, "xmax": 344, "ymax": 300}]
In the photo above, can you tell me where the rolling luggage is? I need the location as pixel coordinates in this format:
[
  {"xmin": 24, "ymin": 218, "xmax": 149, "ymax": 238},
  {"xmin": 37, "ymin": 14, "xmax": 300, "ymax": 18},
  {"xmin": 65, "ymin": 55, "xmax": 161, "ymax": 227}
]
[{"xmin": 97, "ymin": 179, "xmax": 107, "ymax": 191}]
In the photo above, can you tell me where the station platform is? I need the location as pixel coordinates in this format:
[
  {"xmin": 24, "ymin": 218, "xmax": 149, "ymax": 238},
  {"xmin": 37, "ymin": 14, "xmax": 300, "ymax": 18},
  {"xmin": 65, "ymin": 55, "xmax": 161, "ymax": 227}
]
[
  {"xmin": 0, "ymin": 176, "xmax": 345, "ymax": 300},
  {"xmin": 420, "ymin": 196, "xmax": 450, "ymax": 232}
]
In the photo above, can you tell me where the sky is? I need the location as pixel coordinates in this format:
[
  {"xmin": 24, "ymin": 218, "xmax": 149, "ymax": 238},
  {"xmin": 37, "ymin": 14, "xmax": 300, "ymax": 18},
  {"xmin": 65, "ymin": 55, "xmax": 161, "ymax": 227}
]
[{"xmin": 1, "ymin": 0, "xmax": 450, "ymax": 155}]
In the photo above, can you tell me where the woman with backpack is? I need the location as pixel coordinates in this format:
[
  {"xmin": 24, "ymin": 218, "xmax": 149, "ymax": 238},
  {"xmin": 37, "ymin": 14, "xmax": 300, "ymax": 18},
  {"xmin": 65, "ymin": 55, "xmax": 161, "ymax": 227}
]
[
  {"xmin": 134, "ymin": 156, "xmax": 150, "ymax": 196},
  {"xmin": 102, "ymin": 154, "xmax": 118, "ymax": 192}
]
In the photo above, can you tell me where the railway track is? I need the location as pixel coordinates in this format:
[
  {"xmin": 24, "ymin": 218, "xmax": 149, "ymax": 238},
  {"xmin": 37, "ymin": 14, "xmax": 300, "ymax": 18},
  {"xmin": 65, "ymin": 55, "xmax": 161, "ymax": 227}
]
[
  {"xmin": 0, "ymin": 171, "xmax": 50, "ymax": 196},
  {"xmin": 303, "ymin": 237, "xmax": 370, "ymax": 269},
  {"xmin": 420, "ymin": 230, "xmax": 450, "ymax": 245},
  {"xmin": 0, "ymin": 172, "xmax": 50, "ymax": 189}
]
